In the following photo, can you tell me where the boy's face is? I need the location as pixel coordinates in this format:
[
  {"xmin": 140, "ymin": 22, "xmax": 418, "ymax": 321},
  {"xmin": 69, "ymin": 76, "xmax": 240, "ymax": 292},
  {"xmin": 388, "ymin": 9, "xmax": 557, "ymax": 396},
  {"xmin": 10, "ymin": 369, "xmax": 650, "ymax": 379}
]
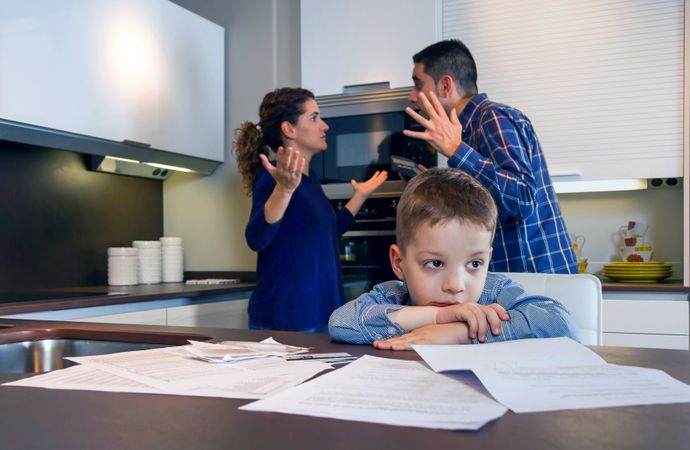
[{"xmin": 389, "ymin": 219, "xmax": 493, "ymax": 307}]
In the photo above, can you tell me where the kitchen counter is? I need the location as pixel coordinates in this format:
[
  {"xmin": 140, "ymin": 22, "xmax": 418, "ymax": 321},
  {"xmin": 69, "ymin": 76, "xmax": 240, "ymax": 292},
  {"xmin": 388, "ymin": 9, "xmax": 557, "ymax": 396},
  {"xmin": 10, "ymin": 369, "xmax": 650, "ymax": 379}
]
[
  {"xmin": 0, "ymin": 280, "xmax": 257, "ymax": 316},
  {"xmin": 0, "ymin": 319, "xmax": 689, "ymax": 449}
]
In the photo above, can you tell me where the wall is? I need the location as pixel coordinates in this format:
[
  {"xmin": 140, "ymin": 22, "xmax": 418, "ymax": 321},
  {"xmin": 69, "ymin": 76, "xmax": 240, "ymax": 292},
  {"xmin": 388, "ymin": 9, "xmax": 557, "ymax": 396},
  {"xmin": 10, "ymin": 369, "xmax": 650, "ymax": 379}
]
[
  {"xmin": 0, "ymin": 141, "xmax": 163, "ymax": 289},
  {"xmin": 163, "ymin": 0, "xmax": 301, "ymax": 271}
]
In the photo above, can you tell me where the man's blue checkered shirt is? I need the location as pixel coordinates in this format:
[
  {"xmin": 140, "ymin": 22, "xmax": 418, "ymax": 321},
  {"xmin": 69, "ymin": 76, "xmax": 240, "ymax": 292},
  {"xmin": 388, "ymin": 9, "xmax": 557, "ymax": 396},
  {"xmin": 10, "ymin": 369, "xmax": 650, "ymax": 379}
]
[{"xmin": 450, "ymin": 94, "xmax": 577, "ymax": 273}]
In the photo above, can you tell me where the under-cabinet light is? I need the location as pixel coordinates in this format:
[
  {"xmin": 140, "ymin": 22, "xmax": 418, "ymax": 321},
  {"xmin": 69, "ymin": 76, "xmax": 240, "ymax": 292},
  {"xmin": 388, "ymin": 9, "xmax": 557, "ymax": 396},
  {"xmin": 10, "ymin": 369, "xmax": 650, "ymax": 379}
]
[
  {"xmin": 144, "ymin": 162, "xmax": 194, "ymax": 173},
  {"xmin": 553, "ymin": 178, "xmax": 648, "ymax": 194},
  {"xmin": 105, "ymin": 155, "xmax": 140, "ymax": 164}
]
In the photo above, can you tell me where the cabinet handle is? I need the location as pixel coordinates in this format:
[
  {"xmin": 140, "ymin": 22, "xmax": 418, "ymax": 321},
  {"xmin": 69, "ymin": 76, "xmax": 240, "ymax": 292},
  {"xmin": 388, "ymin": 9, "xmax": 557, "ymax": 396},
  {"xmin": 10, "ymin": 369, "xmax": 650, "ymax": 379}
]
[
  {"xmin": 342, "ymin": 81, "xmax": 390, "ymax": 94},
  {"xmin": 122, "ymin": 139, "xmax": 151, "ymax": 148}
]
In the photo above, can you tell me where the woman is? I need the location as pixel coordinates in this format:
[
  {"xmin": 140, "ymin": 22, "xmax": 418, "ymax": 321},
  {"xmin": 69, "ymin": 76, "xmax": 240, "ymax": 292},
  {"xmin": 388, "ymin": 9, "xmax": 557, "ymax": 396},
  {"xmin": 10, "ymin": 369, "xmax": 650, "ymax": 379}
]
[{"xmin": 234, "ymin": 87, "xmax": 388, "ymax": 331}]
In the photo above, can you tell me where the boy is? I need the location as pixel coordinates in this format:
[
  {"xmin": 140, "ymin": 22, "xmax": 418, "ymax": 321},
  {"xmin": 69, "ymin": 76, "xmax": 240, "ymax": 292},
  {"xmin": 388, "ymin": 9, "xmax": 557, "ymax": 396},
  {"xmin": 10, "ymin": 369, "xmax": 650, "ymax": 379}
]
[{"xmin": 328, "ymin": 168, "xmax": 580, "ymax": 349}]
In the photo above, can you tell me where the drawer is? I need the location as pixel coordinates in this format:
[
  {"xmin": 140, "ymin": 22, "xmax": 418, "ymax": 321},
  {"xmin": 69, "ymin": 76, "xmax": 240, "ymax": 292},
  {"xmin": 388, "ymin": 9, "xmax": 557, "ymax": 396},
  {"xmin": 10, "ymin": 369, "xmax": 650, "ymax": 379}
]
[
  {"xmin": 603, "ymin": 300, "xmax": 689, "ymax": 335},
  {"xmin": 603, "ymin": 332, "xmax": 689, "ymax": 350}
]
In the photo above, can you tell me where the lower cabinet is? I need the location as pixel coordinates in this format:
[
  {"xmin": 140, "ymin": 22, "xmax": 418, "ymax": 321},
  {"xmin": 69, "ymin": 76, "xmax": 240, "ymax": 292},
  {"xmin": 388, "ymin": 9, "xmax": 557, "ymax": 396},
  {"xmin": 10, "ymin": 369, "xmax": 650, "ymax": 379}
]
[
  {"xmin": 167, "ymin": 300, "xmax": 249, "ymax": 329},
  {"xmin": 602, "ymin": 293, "xmax": 689, "ymax": 350},
  {"xmin": 72, "ymin": 308, "xmax": 167, "ymax": 326},
  {"xmin": 70, "ymin": 297, "xmax": 250, "ymax": 329}
]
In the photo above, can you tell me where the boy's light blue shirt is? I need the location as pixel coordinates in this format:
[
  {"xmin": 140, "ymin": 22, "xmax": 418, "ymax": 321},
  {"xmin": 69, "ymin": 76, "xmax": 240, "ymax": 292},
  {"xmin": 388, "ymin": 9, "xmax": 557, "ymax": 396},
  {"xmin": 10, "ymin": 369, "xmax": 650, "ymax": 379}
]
[{"xmin": 328, "ymin": 272, "xmax": 581, "ymax": 344}]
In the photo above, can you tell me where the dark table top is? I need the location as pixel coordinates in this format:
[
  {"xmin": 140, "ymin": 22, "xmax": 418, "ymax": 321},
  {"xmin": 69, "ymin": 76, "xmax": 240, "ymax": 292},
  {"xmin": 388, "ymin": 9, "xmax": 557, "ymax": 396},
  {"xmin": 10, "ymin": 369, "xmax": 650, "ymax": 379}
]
[{"xmin": 0, "ymin": 319, "xmax": 689, "ymax": 450}]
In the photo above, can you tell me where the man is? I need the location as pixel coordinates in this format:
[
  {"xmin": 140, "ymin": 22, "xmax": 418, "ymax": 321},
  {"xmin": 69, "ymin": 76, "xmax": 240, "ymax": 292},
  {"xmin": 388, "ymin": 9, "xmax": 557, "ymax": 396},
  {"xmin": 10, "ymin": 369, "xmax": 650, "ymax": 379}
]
[{"xmin": 403, "ymin": 39, "xmax": 576, "ymax": 273}]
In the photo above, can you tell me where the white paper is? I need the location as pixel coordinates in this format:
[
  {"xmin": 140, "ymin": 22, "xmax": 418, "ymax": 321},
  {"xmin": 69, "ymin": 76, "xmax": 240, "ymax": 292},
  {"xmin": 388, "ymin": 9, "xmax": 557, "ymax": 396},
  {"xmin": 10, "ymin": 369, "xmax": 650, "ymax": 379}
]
[
  {"xmin": 413, "ymin": 337, "xmax": 690, "ymax": 413},
  {"xmin": 412, "ymin": 337, "xmax": 605, "ymax": 372},
  {"xmin": 53, "ymin": 346, "xmax": 330, "ymax": 399},
  {"xmin": 472, "ymin": 364, "xmax": 690, "ymax": 413},
  {"xmin": 3, "ymin": 364, "xmax": 159, "ymax": 394},
  {"xmin": 240, "ymin": 355, "xmax": 507, "ymax": 430}
]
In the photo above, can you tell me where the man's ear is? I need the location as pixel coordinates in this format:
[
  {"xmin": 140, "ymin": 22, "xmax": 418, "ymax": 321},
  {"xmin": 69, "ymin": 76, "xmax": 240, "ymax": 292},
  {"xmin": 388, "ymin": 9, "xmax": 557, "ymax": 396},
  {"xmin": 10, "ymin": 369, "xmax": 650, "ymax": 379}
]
[
  {"xmin": 389, "ymin": 244, "xmax": 405, "ymax": 281},
  {"xmin": 437, "ymin": 74, "xmax": 455, "ymax": 99},
  {"xmin": 280, "ymin": 121, "xmax": 296, "ymax": 140}
]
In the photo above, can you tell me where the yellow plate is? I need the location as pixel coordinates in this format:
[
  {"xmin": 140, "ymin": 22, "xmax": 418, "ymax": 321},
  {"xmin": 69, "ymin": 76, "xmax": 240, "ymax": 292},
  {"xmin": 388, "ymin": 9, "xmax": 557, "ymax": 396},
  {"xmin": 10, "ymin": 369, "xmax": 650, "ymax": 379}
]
[
  {"xmin": 603, "ymin": 267, "xmax": 672, "ymax": 272},
  {"xmin": 606, "ymin": 273, "xmax": 670, "ymax": 283},
  {"xmin": 604, "ymin": 261, "xmax": 671, "ymax": 267}
]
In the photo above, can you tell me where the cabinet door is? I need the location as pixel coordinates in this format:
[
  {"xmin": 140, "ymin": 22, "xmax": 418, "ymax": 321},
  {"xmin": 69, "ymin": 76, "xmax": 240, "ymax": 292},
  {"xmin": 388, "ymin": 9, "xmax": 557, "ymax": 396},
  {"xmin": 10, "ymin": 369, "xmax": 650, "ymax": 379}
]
[
  {"xmin": 440, "ymin": 0, "xmax": 684, "ymax": 180},
  {"xmin": 0, "ymin": 0, "xmax": 224, "ymax": 162},
  {"xmin": 167, "ymin": 299, "xmax": 249, "ymax": 329},
  {"xmin": 300, "ymin": 0, "xmax": 436, "ymax": 96},
  {"xmin": 603, "ymin": 299, "xmax": 689, "ymax": 350},
  {"xmin": 72, "ymin": 308, "xmax": 167, "ymax": 326}
]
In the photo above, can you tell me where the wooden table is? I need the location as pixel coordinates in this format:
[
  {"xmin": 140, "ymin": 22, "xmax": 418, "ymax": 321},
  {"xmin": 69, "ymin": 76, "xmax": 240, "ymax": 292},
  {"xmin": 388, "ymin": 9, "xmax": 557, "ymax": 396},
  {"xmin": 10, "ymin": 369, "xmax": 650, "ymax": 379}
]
[{"xmin": 0, "ymin": 321, "xmax": 689, "ymax": 450}]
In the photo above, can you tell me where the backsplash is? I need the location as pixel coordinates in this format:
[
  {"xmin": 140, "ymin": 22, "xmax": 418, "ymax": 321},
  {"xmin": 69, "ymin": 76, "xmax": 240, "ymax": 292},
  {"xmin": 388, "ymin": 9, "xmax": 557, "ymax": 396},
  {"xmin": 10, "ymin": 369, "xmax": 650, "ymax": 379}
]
[
  {"xmin": 0, "ymin": 141, "xmax": 163, "ymax": 290},
  {"xmin": 558, "ymin": 186, "xmax": 684, "ymax": 280}
]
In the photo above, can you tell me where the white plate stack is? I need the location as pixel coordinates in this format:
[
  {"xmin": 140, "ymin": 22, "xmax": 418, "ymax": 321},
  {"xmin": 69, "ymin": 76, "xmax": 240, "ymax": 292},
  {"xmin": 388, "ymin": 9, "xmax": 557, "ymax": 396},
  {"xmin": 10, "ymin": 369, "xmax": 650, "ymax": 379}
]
[
  {"xmin": 160, "ymin": 236, "xmax": 184, "ymax": 282},
  {"xmin": 107, "ymin": 247, "xmax": 138, "ymax": 286},
  {"xmin": 132, "ymin": 240, "xmax": 162, "ymax": 284}
]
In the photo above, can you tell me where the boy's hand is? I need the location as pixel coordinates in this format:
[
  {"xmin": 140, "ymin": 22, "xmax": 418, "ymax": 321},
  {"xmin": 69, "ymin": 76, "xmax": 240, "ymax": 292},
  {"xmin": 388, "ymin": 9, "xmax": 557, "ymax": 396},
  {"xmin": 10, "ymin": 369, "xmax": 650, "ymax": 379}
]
[
  {"xmin": 434, "ymin": 303, "xmax": 510, "ymax": 342},
  {"xmin": 373, "ymin": 323, "xmax": 469, "ymax": 351}
]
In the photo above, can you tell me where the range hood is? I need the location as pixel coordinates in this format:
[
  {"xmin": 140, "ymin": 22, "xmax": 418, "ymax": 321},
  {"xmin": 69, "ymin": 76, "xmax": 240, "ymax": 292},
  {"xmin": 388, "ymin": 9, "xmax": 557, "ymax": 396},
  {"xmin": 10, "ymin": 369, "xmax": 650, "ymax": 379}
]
[{"xmin": 0, "ymin": 118, "xmax": 221, "ymax": 180}]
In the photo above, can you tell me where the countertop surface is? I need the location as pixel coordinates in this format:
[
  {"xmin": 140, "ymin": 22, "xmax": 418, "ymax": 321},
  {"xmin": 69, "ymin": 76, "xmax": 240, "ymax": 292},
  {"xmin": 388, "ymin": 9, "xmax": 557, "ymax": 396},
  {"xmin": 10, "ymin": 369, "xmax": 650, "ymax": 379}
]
[
  {"xmin": 0, "ymin": 281, "xmax": 257, "ymax": 316},
  {"xmin": 0, "ymin": 274, "xmax": 685, "ymax": 317},
  {"xmin": 0, "ymin": 319, "xmax": 689, "ymax": 450}
]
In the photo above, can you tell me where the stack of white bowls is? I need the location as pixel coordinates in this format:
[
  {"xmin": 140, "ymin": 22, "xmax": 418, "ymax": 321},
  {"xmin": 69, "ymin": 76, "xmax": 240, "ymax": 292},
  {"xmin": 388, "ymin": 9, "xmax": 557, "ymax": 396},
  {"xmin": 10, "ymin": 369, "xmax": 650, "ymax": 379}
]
[
  {"xmin": 160, "ymin": 236, "xmax": 184, "ymax": 282},
  {"xmin": 107, "ymin": 247, "xmax": 138, "ymax": 286},
  {"xmin": 132, "ymin": 240, "xmax": 162, "ymax": 284}
]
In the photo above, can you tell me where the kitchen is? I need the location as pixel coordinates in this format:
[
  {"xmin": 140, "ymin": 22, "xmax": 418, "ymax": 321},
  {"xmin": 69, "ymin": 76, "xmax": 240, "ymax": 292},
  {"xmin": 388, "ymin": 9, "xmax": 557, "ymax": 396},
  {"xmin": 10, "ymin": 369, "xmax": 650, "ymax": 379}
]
[
  {"xmin": 0, "ymin": 0, "xmax": 689, "ymax": 447},
  {"xmin": 1, "ymin": 0, "xmax": 687, "ymax": 346}
]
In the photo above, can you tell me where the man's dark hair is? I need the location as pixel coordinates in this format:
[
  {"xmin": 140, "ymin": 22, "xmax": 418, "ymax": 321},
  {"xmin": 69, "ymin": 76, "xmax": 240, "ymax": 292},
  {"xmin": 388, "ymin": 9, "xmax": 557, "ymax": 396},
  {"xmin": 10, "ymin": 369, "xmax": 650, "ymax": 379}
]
[{"xmin": 413, "ymin": 39, "xmax": 478, "ymax": 97}]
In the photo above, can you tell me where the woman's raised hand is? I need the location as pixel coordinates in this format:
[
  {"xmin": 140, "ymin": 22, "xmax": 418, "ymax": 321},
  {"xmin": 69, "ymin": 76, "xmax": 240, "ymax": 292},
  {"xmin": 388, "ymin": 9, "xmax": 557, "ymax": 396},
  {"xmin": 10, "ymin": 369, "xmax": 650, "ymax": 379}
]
[
  {"xmin": 351, "ymin": 170, "xmax": 389, "ymax": 198},
  {"xmin": 259, "ymin": 146, "xmax": 306, "ymax": 193}
]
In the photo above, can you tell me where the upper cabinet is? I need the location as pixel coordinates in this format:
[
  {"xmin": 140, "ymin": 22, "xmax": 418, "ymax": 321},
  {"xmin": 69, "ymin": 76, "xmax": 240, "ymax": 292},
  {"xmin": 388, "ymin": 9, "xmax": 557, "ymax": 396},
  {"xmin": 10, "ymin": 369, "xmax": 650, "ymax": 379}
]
[
  {"xmin": 0, "ymin": 0, "xmax": 224, "ymax": 166},
  {"xmin": 440, "ymin": 0, "xmax": 684, "ymax": 181},
  {"xmin": 300, "ymin": 0, "xmax": 437, "ymax": 97}
]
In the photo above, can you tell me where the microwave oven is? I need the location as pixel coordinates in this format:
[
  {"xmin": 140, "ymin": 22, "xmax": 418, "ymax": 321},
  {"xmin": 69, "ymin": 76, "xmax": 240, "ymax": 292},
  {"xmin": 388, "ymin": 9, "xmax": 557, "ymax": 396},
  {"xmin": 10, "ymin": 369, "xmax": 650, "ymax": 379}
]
[{"xmin": 313, "ymin": 87, "xmax": 436, "ymax": 189}]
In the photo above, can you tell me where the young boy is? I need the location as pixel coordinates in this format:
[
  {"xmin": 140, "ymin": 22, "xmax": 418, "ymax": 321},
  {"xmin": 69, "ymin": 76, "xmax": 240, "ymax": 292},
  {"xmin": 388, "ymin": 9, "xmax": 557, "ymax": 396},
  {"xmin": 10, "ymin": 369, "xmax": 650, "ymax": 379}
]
[{"xmin": 328, "ymin": 168, "xmax": 580, "ymax": 350}]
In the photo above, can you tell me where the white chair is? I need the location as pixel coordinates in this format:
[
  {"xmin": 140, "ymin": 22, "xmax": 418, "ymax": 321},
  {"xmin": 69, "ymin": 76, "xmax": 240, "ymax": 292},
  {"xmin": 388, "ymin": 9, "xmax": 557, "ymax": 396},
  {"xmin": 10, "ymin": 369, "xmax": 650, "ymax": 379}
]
[{"xmin": 497, "ymin": 272, "xmax": 603, "ymax": 345}]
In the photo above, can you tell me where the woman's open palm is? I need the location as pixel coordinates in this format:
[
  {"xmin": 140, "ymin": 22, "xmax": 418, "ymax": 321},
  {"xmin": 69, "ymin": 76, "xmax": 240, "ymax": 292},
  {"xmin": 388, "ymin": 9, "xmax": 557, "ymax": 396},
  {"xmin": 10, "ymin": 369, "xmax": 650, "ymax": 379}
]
[{"xmin": 351, "ymin": 170, "xmax": 388, "ymax": 197}]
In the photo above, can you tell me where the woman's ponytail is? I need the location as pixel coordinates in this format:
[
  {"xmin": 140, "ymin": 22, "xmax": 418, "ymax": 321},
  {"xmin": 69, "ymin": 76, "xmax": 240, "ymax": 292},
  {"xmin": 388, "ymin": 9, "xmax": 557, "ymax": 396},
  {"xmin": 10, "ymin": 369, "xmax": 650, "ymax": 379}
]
[{"xmin": 233, "ymin": 121, "xmax": 267, "ymax": 196}]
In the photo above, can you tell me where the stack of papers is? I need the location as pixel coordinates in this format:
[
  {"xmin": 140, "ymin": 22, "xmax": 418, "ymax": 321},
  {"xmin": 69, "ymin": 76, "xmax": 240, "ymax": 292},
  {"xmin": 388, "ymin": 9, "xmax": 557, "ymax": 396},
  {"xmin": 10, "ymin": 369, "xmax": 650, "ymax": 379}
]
[{"xmin": 185, "ymin": 338, "xmax": 310, "ymax": 363}]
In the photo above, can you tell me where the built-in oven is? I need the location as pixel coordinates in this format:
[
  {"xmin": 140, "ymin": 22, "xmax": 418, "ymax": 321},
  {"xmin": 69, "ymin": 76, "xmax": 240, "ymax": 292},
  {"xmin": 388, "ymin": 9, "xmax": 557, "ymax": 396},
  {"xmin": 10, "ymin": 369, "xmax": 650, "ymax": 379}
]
[
  {"xmin": 313, "ymin": 87, "xmax": 436, "ymax": 185},
  {"xmin": 331, "ymin": 194, "xmax": 399, "ymax": 285}
]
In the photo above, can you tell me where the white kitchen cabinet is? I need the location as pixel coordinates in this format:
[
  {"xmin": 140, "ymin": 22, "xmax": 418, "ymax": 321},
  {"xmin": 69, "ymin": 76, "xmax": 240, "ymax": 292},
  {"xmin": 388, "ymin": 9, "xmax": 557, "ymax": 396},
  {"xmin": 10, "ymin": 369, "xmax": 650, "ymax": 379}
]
[
  {"xmin": 71, "ymin": 299, "xmax": 250, "ymax": 329},
  {"xmin": 72, "ymin": 307, "xmax": 168, "ymax": 326},
  {"xmin": 167, "ymin": 299, "xmax": 249, "ymax": 329},
  {"xmin": 0, "ymin": 0, "xmax": 224, "ymax": 162},
  {"xmin": 602, "ymin": 292, "xmax": 689, "ymax": 350},
  {"xmin": 300, "ymin": 0, "xmax": 436, "ymax": 96},
  {"xmin": 440, "ymin": 0, "xmax": 684, "ymax": 181}
]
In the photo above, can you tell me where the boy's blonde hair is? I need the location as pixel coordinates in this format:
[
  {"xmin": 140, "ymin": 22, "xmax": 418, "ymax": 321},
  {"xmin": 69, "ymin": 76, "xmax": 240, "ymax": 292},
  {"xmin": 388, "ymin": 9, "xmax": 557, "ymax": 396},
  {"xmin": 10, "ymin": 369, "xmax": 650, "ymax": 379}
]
[{"xmin": 396, "ymin": 167, "xmax": 497, "ymax": 252}]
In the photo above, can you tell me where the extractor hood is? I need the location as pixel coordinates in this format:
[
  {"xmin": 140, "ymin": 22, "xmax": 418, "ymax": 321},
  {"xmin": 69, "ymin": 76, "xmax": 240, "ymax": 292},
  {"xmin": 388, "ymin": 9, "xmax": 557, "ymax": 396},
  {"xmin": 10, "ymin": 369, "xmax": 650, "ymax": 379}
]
[{"xmin": 0, "ymin": 118, "xmax": 221, "ymax": 179}]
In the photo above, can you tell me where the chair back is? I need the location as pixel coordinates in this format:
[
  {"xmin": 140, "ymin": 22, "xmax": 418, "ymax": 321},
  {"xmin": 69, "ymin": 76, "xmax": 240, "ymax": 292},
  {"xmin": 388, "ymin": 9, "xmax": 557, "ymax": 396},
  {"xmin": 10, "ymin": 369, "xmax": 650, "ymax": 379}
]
[{"xmin": 497, "ymin": 272, "xmax": 603, "ymax": 345}]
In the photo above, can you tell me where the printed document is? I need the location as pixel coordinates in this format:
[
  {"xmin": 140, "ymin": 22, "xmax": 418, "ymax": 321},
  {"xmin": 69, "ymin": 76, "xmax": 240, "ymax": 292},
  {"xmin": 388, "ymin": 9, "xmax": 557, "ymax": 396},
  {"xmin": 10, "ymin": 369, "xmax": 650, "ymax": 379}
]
[
  {"xmin": 241, "ymin": 355, "xmax": 507, "ymax": 430},
  {"xmin": 414, "ymin": 337, "xmax": 690, "ymax": 413},
  {"xmin": 4, "ymin": 345, "xmax": 330, "ymax": 399}
]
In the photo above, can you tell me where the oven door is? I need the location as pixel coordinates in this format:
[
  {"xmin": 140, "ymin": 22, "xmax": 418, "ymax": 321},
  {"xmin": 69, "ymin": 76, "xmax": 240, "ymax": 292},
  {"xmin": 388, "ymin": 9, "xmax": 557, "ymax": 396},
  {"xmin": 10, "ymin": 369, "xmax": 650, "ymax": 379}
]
[{"xmin": 340, "ymin": 230, "xmax": 397, "ymax": 282}]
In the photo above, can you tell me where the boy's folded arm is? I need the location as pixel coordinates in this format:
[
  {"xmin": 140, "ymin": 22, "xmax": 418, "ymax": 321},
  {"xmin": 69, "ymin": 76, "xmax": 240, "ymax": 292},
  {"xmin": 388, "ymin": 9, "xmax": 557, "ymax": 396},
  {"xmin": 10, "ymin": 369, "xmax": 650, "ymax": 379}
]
[
  {"xmin": 329, "ymin": 301, "xmax": 406, "ymax": 344},
  {"xmin": 481, "ymin": 296, "xmax": 581, "ymax": 344},
  {"xmin": 386, "ymin": 306, "xmax": 439, "ymax": 331}
]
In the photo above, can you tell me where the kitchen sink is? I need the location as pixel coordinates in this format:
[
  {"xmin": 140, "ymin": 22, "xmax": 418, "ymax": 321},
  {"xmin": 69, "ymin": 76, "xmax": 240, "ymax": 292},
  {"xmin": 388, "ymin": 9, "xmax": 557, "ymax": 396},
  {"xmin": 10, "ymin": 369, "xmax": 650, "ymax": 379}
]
[{"xmin": 0, "ymin": 328, "xmax": 212, "ymax": 373}]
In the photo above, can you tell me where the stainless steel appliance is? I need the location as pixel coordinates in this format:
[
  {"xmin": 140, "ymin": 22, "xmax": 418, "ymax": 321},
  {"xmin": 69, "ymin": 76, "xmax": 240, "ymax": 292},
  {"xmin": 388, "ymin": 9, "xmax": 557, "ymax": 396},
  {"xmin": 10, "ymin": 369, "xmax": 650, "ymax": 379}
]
[
  {"xmin": 314, "ymin": 87, "xmax": 436, "ymax": 191},
  {"xmin": 332, "ymin": 195, "xmax": 399, "ymax": 283}
]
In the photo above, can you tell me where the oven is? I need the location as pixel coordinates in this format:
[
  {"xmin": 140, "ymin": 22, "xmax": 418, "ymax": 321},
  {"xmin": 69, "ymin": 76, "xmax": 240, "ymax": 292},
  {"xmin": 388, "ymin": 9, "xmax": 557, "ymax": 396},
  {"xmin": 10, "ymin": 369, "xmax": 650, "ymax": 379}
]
[{"xmin": 332, "ymin": 195, "xmax": 399, "ymax": 284}]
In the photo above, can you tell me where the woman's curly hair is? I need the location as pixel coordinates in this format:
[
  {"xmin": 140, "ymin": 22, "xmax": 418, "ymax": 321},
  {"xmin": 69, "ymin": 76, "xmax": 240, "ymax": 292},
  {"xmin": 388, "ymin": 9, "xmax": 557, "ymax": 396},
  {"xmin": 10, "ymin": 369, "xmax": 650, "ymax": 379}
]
[{"xmin": 233, "ymin": 87, "xmax": 314, "ymax": 195}]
